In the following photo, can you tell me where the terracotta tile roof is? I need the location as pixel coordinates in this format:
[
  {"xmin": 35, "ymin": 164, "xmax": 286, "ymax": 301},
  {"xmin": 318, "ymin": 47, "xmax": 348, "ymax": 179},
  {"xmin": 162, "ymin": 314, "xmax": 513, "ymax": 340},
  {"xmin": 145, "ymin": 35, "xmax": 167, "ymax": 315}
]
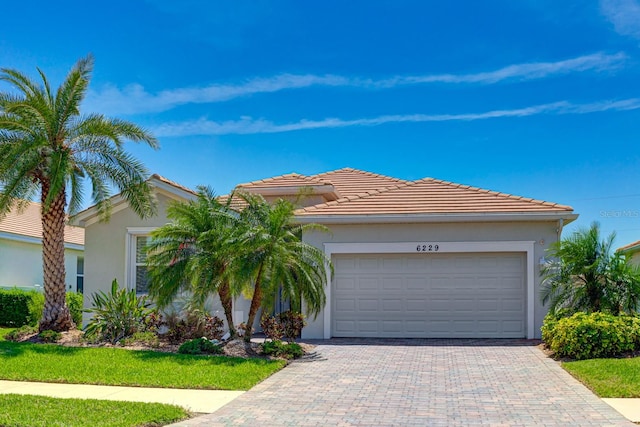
[
  {"xmin": 314, "ymin": 168, "xmax": 408, "ymax": 197},
  {"xmin": 237, "ymin": 173, "xmax": 334, "ymax": 190},
  {"xmin": 296, "ymin": 177, "xmax": 573, "ymax": 216},
  {"xmin": 618, "ymin": 239, "xmax": 640, "ymax": 253},
  {"xmin": 0, "ymin": 201, "xmax": 85, "ymax": 245},
  {"xmin": 151, "ymin": 174, "xmax": 198, "ymax": 196}
]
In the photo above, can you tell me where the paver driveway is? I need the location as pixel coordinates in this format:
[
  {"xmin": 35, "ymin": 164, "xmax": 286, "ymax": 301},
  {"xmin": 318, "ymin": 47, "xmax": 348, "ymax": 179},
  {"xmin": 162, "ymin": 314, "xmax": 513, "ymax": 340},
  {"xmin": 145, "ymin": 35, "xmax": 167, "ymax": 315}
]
[{"xmin": 173, "ymin": 339, "xmax": 633, "ymax": 426}]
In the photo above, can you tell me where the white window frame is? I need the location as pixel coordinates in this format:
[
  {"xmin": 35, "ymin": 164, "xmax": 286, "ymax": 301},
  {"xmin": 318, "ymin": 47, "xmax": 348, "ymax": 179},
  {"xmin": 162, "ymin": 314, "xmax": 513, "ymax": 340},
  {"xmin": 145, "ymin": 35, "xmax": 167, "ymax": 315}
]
[{"xmin": 125, "ymin": 227, "xmax": 157, "ymax": 294}]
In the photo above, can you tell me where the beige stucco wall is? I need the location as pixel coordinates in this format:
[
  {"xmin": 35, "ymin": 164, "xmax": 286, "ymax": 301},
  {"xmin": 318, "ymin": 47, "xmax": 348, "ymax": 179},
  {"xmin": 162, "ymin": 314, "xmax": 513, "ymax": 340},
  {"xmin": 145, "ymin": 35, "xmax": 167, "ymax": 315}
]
[
  {"xmin": 0, "ymin": 238, "xmax": 82, "ymax": 292},
  {"xmin": 301, "ymin": 220, "xmax": 562, "ymax": 340},
  {"xmin": 627, "ymin": 251, "xmax": 640, "ymax": 266}
]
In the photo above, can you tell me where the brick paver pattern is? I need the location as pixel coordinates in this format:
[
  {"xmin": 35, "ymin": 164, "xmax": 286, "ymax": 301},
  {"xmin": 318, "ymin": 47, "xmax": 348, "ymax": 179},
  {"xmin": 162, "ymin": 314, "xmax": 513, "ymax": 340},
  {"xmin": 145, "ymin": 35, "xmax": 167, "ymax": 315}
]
[{"xmin": 171, "ymin": 339, "xmax": 633, "ymax": 426}]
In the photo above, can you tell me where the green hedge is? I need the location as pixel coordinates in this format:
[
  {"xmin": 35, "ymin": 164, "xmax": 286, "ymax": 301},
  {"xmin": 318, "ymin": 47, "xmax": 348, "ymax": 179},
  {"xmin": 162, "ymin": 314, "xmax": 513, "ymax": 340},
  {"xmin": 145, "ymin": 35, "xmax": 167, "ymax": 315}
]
[
  {"xmin": 542, "ymin": 311, "xmax": 640, "ymax": 360},
  {"xmin": 0, "ymin": 289, "xmax": 83, "ymax": 327}
]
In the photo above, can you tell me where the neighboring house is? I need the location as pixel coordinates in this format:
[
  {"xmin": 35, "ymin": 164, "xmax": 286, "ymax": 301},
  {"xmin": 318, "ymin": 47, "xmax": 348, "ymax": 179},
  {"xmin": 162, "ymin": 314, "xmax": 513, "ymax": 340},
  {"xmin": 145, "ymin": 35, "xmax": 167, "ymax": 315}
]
[
  {"xmin": 618, "ymin": 239, "xmax": 640, "ymax": 266},
  {"xmin": 73, "ymin": 168, "xmax": 577, "ymax": 339},
  {"xmin": 0, "ymin": 201, "xmax": 85, "ymax": 292}
]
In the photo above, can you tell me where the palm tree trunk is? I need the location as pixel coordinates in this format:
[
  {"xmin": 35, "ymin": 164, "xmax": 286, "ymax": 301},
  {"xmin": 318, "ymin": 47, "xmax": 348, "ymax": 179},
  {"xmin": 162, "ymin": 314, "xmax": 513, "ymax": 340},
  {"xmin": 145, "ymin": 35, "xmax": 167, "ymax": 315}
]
[
  {"xmin": 217, "ymin": 280, "xmax": 237, "ymax": 338},
  {"xmin": 244, "ymin": 264, "xmax": 264, "ymax": 342},
  {"xmin": 39, "ymin": 185, "xmax": 74, "ymax": 332}
]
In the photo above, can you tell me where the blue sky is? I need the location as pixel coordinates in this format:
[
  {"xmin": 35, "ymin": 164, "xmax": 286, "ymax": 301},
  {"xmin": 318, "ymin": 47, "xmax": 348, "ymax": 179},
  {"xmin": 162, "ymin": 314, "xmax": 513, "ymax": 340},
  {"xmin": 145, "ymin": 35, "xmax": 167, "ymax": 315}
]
[{"xmin": 2, "ymin": 1, "xmax": 640, "ymax": 245}]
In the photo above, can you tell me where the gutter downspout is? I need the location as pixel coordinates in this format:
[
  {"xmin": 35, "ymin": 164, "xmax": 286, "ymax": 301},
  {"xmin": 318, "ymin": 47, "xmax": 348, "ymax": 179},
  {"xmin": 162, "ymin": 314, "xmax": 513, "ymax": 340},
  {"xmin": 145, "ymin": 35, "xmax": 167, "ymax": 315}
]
[{"xmin": 557, "ymin": 218, "xmax": 564, "ymax": 240}]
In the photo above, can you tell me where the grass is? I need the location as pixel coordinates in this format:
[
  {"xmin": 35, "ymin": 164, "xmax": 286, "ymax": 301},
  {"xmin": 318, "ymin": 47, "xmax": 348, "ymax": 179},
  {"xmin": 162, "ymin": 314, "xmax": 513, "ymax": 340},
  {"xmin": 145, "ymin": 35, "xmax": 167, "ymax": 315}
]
[
  {"xmin": 0, "ymin": 394, "xmax": 189, "ymax": 427},
  {"xmin": 563, "ymin": 357, "xmax": 640, "ymax": 397},
  {"xmin": 0, "ymin": 340, "xmax": 286, "ymax": 390}
]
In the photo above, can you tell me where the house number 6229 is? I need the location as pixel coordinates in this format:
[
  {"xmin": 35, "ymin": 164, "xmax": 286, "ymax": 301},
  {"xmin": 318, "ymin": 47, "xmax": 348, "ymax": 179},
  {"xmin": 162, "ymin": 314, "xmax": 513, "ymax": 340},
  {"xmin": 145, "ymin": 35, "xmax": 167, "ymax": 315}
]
[{"xmin": 416, "ymin": 244, "xmax": 439, "ymax": 252}]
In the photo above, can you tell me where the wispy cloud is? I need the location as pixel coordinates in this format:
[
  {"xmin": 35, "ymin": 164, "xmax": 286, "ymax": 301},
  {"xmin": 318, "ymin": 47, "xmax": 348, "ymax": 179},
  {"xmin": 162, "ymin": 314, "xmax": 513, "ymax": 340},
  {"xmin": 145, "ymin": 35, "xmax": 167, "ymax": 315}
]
[
  {"xmin": 151, "ymin": 98, "xmax": 640, "ymax": 137},
  {"xmin": 601, "ymin": 0, "xmax": 640, "ymax": 39},
  {"xmin": 84, "ymin": 52, "xmax": 627, "ymax": 115}
]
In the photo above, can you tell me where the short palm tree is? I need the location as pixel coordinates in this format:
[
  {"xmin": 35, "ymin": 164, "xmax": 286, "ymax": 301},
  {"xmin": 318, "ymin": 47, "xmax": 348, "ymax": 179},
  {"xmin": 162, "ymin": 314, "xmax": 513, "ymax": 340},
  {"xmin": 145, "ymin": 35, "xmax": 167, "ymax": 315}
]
[
  {"xmin": 233, "ymin": 192, "xmax": 332, "ymax": 342},
  {"xmin": 145, "ymin": 186, "xmax": 239, "ymax": 338},
  {"xmin": 0, "ymin": 56, "xmax": 158, "ymax": 331},
  {"xmin": 541, "ymin": 222, "xmax": 640, "ymax": 315}
]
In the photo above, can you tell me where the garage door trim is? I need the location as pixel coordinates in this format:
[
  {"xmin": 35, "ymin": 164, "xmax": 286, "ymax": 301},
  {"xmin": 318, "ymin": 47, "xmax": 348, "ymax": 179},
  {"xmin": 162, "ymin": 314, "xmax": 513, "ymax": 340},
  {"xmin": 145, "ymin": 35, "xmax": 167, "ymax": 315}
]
[{"xmin": 323, "ymin": 241, "xmax": 536, "ymax": 339}]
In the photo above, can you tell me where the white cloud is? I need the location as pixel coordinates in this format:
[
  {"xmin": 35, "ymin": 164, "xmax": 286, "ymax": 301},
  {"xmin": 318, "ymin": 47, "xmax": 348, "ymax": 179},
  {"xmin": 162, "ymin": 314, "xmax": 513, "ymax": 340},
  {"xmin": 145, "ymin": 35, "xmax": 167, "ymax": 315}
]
[
  {"xmin": 84, "ymin": 52, "xmax": 627, "ymax": 115},
  {"xmin": 601, "ymin": 0, "xmax": 640, "ymax": 39},
  {"xmin": 151, "ymin": 98, "xmax": 640, "ymax": 137}
]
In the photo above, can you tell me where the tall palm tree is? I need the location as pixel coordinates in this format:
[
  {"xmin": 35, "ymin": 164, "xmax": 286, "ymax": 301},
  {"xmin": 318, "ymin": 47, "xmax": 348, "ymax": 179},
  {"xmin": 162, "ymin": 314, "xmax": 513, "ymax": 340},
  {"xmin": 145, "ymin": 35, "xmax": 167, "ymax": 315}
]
[
  {"xmin": 541, "ymin": 222, "xmax": 640, "ymax": 315},
  {"xmin": 145, "ymin": 186, "xmax": 239, "ymax": 338},
  {"xmin": 233, "ymin": 192, "xmax": 332, "ymax": 342},
  {"xmin": 0, "ymin": 56, "xmax": 158, "ymax": 331}
]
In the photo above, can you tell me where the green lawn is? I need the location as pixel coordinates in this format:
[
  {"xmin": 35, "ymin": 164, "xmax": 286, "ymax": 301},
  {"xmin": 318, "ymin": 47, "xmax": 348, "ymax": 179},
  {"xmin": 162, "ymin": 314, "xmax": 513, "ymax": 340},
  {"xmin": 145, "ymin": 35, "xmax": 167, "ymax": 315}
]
[
  {"xmin": 0, "ymin": 394, "xmax": 189, "ymax": 427},
  {"xmin": 563, "ymin": 357, "xmax": 640, "ymax": 397},
  {"xmin": 0, "ymin": 340, "xmax": 285, "ymax": 390}
]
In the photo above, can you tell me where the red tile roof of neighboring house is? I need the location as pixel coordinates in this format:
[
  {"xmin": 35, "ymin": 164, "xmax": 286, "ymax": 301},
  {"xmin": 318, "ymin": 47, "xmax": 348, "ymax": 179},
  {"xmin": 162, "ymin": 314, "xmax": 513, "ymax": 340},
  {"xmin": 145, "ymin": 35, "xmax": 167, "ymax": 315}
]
[
  {"xmin": 237, "ymin": 173, "xmax": 334, "ymax": 190},
  {"xmin": 0, "ymin": 201, "xmax": 85, "ymax": 245},
  {"xmin": 151, "ymin": 174, "xmax": 198, "ymax": 196},
  {"xmin": 618, "ymin": 239, "xmax": 640, "ymax": 253}
]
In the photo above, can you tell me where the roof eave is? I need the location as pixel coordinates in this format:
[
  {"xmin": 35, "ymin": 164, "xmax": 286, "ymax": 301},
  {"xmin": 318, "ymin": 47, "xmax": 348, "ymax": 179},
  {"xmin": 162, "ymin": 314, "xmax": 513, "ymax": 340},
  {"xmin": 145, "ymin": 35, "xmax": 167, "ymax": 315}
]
[{"xmin": 294, "ymin": 211, "xmax": 579, "ymax": 224}]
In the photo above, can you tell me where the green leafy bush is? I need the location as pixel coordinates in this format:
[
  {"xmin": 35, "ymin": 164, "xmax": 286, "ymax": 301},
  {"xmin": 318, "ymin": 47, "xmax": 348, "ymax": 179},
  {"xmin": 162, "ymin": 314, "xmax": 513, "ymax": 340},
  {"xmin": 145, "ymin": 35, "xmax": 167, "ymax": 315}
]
[
  {"xmin": 5, "ymin": 325, "xmax": 37, "ymax": 341},
  {"xmin": 542, "ymin": 311, "xmax": 640, "ymax": 360},
  {"xmin": 38, "ymin": 330, "xmax": 62, "ymax": 343},
  {"xmin": 84, "ymin": 279, "xmax": 153, "ymax": 344},
  {"xmin": 0, "ymin": 289, "xmax": 83, "ymax": 327},
  {"xmin": 177, "ymin": 337, "xmax": 222, "ymax": 355},
  {"xmin": 0, "ymin": 289, "xmax": 35, "ymax": 326},
  {"xmin": 261, "ymin": 340, "xmax": 303, "ymax": 359}
]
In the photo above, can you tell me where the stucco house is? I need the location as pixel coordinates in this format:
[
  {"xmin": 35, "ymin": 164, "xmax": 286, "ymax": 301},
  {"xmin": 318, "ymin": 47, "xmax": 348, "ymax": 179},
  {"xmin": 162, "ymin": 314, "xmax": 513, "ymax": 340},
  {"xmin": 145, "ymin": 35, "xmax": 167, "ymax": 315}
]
[
  {"xmin": 73, "ymin": 168, "xmax": 577, "ymax": 339},
  {"xmin": 0, "ymin": 201, "xmax": 85, "ymax": 292},
  {"xmin": 618, "ymin": 240, "xmax": 640, "ymax": 266}
]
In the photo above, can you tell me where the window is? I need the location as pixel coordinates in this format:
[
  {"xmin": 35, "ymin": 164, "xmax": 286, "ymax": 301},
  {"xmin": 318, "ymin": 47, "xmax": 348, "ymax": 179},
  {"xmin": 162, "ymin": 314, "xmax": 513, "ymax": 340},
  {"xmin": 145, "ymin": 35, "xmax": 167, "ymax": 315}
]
[
  {"xmin": 126, "ymin": 228, "xmax": 156, "ymax": 296},
  {"xmin": 76, "ymin": 257, "xmax": 84, "ymax": 294},
  {"xmin": 134, "ymin": 235, "xmax": 150, "ymax": 295}
]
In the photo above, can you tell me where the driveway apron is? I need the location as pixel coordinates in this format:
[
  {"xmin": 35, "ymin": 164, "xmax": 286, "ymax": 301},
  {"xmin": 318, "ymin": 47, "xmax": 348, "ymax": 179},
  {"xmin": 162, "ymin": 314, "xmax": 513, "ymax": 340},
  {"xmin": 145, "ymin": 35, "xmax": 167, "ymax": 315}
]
[{"xmin": 172, "ymin": 339, "xmax": 633, "ymax": 426}]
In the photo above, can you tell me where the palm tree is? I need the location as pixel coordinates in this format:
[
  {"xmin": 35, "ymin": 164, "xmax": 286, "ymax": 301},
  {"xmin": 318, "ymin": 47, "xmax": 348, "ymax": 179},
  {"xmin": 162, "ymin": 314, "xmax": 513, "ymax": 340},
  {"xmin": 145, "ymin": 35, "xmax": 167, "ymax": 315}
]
[
  {"xmin": 0, "ymin": 56, "xmax": 157, "ymax": 331},
  {"xmin": 232, "ymin": 192, "xmax": 331, "ymax": 342},
  {"xmin": 145, "ymin": 186, "xmax": 238, "ymax": 338},
  {"xmin": 541, "ymin": 222, "xmax": 640, "ymax": 315}
]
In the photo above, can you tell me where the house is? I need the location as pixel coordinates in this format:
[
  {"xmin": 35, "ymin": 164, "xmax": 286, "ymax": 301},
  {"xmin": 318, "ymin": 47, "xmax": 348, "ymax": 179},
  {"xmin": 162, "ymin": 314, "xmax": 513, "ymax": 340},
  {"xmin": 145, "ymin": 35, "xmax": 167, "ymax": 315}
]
[
  {"xmin": 73, "ymin": 168, "xmax": 577, "ymax": 339},
  {"xmin": 618, "ymin": 239, "xmax": 640, "ymax": 266},
  {"xmin": 0, "ymin": 201, "xmax": 85, "ymax": 292}
]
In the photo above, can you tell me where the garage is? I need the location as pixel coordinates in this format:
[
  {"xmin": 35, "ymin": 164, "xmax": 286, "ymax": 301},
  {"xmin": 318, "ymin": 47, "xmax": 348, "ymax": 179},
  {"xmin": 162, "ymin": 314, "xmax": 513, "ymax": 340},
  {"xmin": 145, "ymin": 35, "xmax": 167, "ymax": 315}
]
[{"xmin": 332, "ymin": 252, "xmax": 526, "ymax": 338}]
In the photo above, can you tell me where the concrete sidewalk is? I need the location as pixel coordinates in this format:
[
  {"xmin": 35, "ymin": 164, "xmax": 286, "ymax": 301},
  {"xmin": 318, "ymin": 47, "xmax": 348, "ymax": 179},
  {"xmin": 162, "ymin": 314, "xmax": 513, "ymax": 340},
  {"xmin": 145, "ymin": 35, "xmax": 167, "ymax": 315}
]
[
  {"xmin": 0, "ymin": 380, "xmax": 244, "ymax": 414},
  {"xmin": 603, "ymin": 399, "xmax": 640, "ymax": 423}
]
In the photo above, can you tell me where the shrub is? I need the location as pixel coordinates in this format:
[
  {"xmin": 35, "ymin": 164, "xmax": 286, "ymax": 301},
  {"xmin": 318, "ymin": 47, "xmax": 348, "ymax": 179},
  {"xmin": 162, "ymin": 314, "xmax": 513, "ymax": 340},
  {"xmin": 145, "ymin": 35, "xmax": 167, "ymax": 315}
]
[
  {"xmin": 260, "ymin": 314, "xmax": 285, "ymax": 341},
  {"xmin": 0, "ymin": 289, "xmax": 35, "ymax": 326},
  {"xmin": 278, "ymin": 311, "xmax": 306, "ymax": 342},
  {"xmin": 0, "ymin": 289, "xmax": 83, "ymax": 328},
  {"xmin": 163, "ymin": 310, "xmax": 224, "ymax": 344},
  {"xmin": 66, "ymin": 292, "xmax": 83, "ymax": 326},
  {"xmin": 261, "ymin": 340, "xmax": 303, "ymax": 359},
  {"xmin": 84, "ymin": 279, "xmax": 153, "ymax": 344},
  {"xmin": 5, "ymin": 325, "xmax": 37, "ymax": 341},
  {"xmin": 121, "ymin": 331, "xmax": 160, "ymax": 348},
  {"xmin": 38, "ymin": 330, "xmax": 62, "ymax": 343},
  {"xmin": 177, "ymin": 337, "xmax": 223, "ymax": 355},
  {"xmin": 542, "ymin": 311, "xmax": 640, "ymax": 360}
]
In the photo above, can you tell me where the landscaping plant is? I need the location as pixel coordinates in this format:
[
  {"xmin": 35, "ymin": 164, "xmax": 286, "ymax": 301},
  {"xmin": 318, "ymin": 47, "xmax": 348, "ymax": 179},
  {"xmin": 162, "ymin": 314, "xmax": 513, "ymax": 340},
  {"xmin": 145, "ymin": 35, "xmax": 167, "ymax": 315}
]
[
  {"xmin": 178, "ymin": 337, "xmax": 223, "ymax": 355},
  {"xmin": 541, "ymin": 222, "xmax": 640, "ymax": 316},
  {"xmin": 261, "ymin": 340, "xmax": 304, "ymax": 359},
  {"xmin": 84, "ymin": 279, "xmax": 153, "ymax": 343},
  {"xmin": 0, "ymin": 56, "xmax": 158, "ymax": 332},
  {"xmin": 542, "ymin": 311, "xmax": 640, "ymax": 360}
]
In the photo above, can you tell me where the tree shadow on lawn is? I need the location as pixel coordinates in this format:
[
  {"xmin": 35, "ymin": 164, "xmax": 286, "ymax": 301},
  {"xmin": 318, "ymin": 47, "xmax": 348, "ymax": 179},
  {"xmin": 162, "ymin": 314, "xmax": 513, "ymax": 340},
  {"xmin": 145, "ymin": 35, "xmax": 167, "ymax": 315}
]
[
  {"xmin": 0, "ymin": 341, "xmax": 87, "ymax": 358},
  {"xmin": 301, "ymin": 338, "xmax": 541, "ymax": 347}
]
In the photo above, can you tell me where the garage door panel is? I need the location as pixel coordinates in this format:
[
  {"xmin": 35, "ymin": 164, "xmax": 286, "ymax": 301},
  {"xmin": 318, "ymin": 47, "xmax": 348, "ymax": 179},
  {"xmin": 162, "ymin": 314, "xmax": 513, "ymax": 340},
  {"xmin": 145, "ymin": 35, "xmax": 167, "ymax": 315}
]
[{"xmin": 332, "ymin": 253, "xmax": 525, "ymax": 338}]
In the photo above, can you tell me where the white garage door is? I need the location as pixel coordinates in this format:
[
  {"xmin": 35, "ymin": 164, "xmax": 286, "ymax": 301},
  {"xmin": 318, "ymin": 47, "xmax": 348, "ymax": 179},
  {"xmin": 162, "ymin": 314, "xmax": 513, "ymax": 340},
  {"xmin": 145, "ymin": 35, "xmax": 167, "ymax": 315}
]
[{"xmin": 332, "ymin": 253, "xmax": 525, "ymax": 338}]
